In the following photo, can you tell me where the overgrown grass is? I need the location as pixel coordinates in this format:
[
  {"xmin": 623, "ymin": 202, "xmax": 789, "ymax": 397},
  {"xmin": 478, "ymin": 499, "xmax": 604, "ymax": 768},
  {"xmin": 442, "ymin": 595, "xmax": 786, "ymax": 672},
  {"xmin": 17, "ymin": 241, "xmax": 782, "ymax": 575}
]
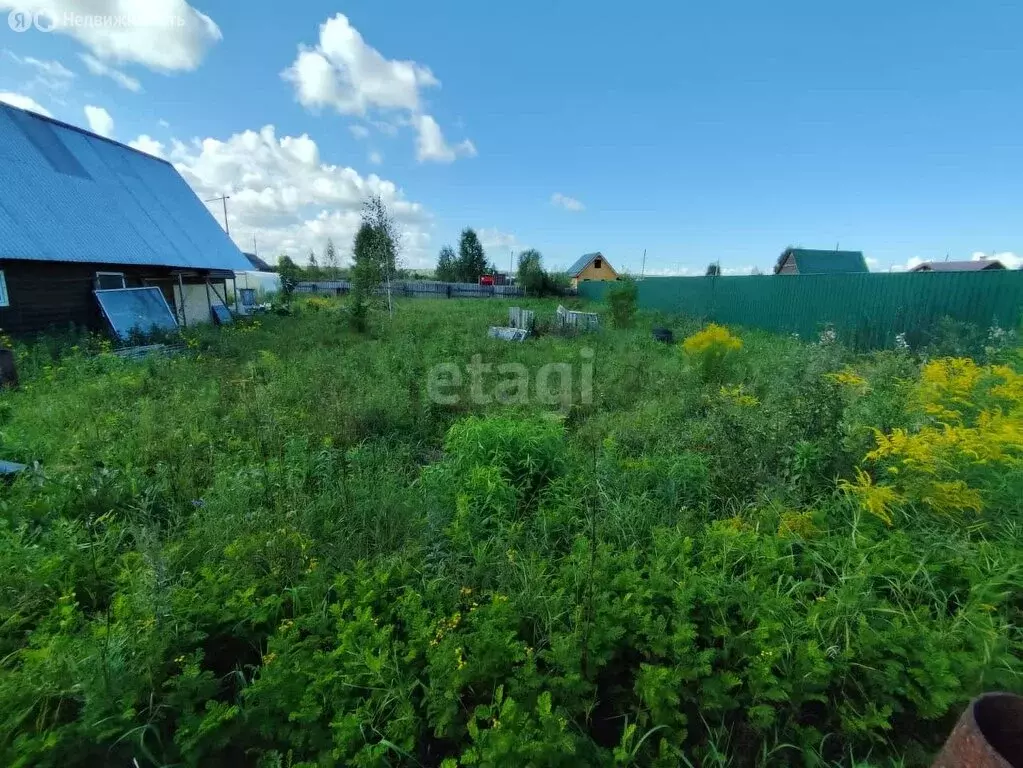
[{"xmin": 0, "ymin": 298, "xmax": 1019, "ymax": 767}]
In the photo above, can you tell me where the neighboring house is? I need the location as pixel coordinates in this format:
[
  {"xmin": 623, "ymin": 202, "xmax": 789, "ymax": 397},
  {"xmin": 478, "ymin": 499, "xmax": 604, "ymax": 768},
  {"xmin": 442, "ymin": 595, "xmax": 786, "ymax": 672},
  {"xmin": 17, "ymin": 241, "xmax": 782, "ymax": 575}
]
[
  {"xmin": 243, "ymin": 251, "xmax": 274, "ymax": 271},
  {"xmin": 566, "ymin": 252, "xmax": 619, "ymax": 287},
  {"xmin": 910, "ymin": 260, "xmax": 1005, "ymax": 273},
  {"xmin": 774, "ymin": 248, "xmax": 869, "ymax": 275},
  {"xmin": 0, "ymin": 102, "xmax": 249, "ymax": 336}
]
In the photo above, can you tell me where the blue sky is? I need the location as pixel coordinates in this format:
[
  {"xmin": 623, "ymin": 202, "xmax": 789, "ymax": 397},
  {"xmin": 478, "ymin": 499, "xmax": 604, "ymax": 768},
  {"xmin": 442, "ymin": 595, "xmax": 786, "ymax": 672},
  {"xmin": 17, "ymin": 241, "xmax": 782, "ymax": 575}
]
[{"xmin": 2, "ymin": 0, "xmax": 1021, "ymax": 273}]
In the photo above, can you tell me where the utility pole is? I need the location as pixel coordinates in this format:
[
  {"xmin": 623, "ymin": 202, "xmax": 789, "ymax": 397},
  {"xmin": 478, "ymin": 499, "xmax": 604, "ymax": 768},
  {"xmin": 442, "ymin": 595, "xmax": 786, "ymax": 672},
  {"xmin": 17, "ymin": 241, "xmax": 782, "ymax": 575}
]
[
  {"xmin": 641, "ymin": 248, "xmax": 646, "ymax": 280},
  {"xmin": 205, "ymin": 195, "xmax": 231, "ymax": 235}
]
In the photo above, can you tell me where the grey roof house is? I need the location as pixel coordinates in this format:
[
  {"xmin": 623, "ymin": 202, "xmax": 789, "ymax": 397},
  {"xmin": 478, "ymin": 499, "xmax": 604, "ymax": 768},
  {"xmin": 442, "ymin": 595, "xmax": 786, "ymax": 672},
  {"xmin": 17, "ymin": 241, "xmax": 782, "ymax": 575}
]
[{"xmin": 910, "ymin": 260, "xmax": 1005, "ymax": 273}]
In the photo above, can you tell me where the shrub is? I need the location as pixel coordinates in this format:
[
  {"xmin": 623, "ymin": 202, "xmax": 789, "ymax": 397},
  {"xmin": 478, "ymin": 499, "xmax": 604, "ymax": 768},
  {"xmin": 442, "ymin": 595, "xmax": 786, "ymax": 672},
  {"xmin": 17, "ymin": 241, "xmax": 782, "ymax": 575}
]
[
  {"xmin": 607, "ymin": 278, "xmax": 638, "ymax": 328},
  {"xmin": 681, "ymin": 323, "xmax": 743, "ymax": 381}
]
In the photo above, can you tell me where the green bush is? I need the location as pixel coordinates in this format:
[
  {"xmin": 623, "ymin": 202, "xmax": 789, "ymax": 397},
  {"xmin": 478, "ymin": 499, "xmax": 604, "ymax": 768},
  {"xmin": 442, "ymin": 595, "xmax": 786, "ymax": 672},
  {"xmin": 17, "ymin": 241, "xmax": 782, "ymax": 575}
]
[
  {"xmin": 0, "ymin": 299, "xmax": 1019, "ymax": 767},
  {"xmin": 607, "ymin": 278, "xmax": 639, "ymax": 329}
]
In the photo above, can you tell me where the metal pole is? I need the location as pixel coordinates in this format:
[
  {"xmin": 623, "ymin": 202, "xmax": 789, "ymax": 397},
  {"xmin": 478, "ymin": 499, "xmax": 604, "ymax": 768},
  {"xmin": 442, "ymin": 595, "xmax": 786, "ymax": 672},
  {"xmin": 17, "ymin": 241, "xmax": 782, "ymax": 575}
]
[
  {"xmin": 641, "ymin": 248, "xmax": 646, "ymax": 279},
  {"xmin": 204, "ymin": 195, "xmax": 231, "ymax": 235}
]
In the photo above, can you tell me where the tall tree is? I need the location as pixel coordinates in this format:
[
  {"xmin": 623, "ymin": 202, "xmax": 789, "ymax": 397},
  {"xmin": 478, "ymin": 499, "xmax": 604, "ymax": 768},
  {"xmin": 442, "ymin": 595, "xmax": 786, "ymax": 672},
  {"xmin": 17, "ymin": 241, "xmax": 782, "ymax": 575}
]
[
  {"xmin": 456, "ymin": 227, "xmax": 488, "ymax": 282},
  {"xmin": 435, "ymin": 245, "xmax": 458, "ymax": 282},
  {"xmin": 350, "ymin": 195, "xmax": 401, "ymax": 326},
  {"xmin": 705, "ymin": 262, "xmax": 720, "ymax": 276},
  {"xmin": 517, "ymin": 249, "xmax": 545, "ymax": 295},
  {"xmin": 277, "ymin": 254, "xmax": 302, "ymax": 297},
  {"xmin": 324, "ymin": 238, "xmax": 339, "ymax": 278}
]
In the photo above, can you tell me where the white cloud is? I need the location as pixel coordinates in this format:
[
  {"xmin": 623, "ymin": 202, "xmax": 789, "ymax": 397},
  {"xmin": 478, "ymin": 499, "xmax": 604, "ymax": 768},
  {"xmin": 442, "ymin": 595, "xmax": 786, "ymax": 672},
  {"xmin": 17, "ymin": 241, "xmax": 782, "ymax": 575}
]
[
  {"xmin": 282, "ymin": 13, "xmax": 438, "ymax": 115},
  {"xmin": 551, "ymin": 193, "xmax": 585, "ymax": 212},
  {"xmin": 414, "ymin": 114, "xmax": 476, "ymax": 163},
  {"xmin": 972, "ymin": 250, "xmax": 1021, "ymax": 269},
  {"xmin": 158, "ymin": 118, "xmax": 170, "ymax": 128},
  {"xmin": 478, "ymin": 227, "xmax": 523, "ymax": 252},
  {"xmin": 4, "ymin": 51, "xmax": 74, "ymax": 79},
  {"xmin": 4, "ymin": 50, "xmax": 75, "ymax": 92},
  {"xmin": 84, "ymin": 104, "xmax": 115, "ymax": 137},
  {"xmin": 368, "ymin": 150, "xmax": 383, "ymax": 165},
  {"xmin": 128, "ymin": 134, "xmax": 164, "ymax": 158},
  {"xmin": 169, "ymin": 124, "xmax": 432, "ymax": 267},
  {"xmin": 865, "ymin": 257, "xmax": 880, "ymax": 271},
  {"xmin": 284, "ymin": 14, "xmax": 474, "ymax": 162},
  {"xmin": 0, "ymin": 91, "xmax": 52, "ymax": 117},
  {"xmin": 721, "ymin": 265, "xmax": 755, "ymax": 276},
  {"xmin": 643, "ymin": 266, "xmax": 697, "ymax": 277},
  {"xmin": 0, "ymin": 0, "xmax": 222, "ymax": 71},
  {"xmin": 79, "ymin": 53, "xmax": 142, "ymax": 92}
]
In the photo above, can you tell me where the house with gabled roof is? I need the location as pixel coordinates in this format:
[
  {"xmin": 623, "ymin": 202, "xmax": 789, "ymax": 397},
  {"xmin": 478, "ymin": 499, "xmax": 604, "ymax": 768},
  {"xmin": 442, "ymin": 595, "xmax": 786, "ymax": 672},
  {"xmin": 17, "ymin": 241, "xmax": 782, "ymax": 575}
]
[
  {"xmin": 566, "ymin": 252, "xmax": 619, "ymax": 287},
  {"xmin": 910, "ymin": 260, "xmax": 1005, "ymax": 273},
  {"xmin": 0, "ymin": 102, "xmax": 250, "ymax": 336},
  {"xmin": 774, "ymin": 248, "xmax": 868, "ymax": 275}
]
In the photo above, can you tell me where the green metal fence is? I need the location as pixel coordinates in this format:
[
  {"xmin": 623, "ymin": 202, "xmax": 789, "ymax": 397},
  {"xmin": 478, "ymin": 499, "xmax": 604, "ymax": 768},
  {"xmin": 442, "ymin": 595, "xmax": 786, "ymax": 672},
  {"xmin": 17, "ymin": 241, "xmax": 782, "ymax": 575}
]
[{"xmin": 578, "ymin": 271, "xmax": 1023, "ymax": 348}]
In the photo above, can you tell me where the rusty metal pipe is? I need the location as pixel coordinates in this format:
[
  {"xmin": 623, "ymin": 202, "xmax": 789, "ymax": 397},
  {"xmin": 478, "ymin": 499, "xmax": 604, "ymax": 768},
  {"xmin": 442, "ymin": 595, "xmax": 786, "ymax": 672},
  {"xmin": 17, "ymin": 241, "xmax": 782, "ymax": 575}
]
[{"xmin": 932, "ymin": 693, "xmax": 1023, "ymax": 768}]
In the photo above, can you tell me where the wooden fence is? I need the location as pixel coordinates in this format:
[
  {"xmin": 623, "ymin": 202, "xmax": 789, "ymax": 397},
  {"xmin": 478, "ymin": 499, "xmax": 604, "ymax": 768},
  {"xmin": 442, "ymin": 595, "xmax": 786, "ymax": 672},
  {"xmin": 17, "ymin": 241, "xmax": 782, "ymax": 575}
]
[{"xmin": 295, "ymin": 280, "xmax": 525, "ymax": 298}]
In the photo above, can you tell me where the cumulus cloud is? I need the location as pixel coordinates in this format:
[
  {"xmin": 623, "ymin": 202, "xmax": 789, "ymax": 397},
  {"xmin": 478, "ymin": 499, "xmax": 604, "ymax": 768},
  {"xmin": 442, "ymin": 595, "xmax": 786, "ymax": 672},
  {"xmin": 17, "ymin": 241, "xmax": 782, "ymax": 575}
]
[
  {"xmin": 80, "ymin": 53, "xmax": 142, "ymax": 92},
  {"xmin": 283, "ymin": 13, "xmax": 474, "ymax": 162},
  {"xmin": 83, "ymin": 104, "xmax": 114, "ymax": 137},
  {"xmin": 169, "ymin": 124, "xmax": 432, "ymax": 267},
  {"xmin": 0, "ymin": 91, "xmax": 52, "ymax": 117},
  {"xmin": 0, "ymin": 0, "xmax": 222, "ymax": 71},
  {"xmin": 551, "ymin": 193, "xmax": 585, "ymax": 212},
  {"xmin": 414, "ymin": 114, "xmax": 476, "ymax": 163},
  {"xmin": 282, "ymin": 13, "xmax": 438, "ymax": 115},
  {"xmin": 128, "ymin": 134, "xmax": 164, "ymax": 158}
]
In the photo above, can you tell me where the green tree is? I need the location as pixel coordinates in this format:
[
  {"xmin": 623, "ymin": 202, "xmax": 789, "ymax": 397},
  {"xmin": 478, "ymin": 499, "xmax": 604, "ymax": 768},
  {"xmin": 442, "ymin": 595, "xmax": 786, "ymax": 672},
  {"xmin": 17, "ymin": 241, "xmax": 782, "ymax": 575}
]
[
  {"xmin": 277, "ymin": 254, "xmax": 302, "ymax": 298},
  {"xmin": 436, "ymin": 246, "xmax": 458, "ymax": 282},
  {"xmin": 517, "ymin": 249, "xmax": 546, "ymax": 296},
  {"xmin": 607, "ymin": 277, "xmax": 638, "ymax": 328},
  {"xmin": 456, "ymin": 227, "xmax": 488, "ymax": 283},
  {"xmin": 324, "ymin": 238, "xmax": 339, "ymax": 278},
  {"xmin": 705, "ymin": 262, "xmax": 720, "ymax": 276},
  {"xmin": 349, "ymin": 196, "xmax": 401, "ymax": 329}
]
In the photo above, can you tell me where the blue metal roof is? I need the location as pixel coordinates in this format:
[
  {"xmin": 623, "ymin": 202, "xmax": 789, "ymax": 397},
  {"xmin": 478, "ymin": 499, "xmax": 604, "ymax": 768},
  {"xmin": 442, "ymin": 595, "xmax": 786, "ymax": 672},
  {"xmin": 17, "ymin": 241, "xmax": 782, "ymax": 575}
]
[
  {"xmin": 0, "ymin": 103, "xmax": 249, "ymax": 272},
  {"xmin": 566, "ymin": 252, "xmax": 603, "ymax": 276}
]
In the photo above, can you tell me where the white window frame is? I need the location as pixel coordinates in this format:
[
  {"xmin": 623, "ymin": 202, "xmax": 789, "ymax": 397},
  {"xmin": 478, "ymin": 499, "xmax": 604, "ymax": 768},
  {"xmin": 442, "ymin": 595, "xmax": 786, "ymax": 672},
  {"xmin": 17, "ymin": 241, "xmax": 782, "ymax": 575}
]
[
  {"xmin": 0, "ymin": 270, "xmax": 8, "ymax": 307},
  {"xmin": 95, "ymin": 271, "xmax": 127, "ymax": 290}
]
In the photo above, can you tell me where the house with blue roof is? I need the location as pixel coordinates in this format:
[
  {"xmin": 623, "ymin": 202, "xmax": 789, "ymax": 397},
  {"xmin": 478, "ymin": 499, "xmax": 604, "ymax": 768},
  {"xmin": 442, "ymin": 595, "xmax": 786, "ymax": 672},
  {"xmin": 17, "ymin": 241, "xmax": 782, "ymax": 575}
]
[
  {"xmin": 0, "ymin": 102, "xmax": 250, "ymax": 336},
  {"xmin": 566, "ymin": 252, "xmax": 619, "ymax": 287}
]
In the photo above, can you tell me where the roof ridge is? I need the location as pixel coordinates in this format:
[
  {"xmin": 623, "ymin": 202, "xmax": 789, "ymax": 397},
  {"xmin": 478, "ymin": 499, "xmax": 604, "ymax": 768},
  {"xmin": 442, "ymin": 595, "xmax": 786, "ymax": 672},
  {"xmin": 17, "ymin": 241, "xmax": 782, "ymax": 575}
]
[{"xmin": 0, "ymin": 101, "xmax": 175, "ymax": 168}]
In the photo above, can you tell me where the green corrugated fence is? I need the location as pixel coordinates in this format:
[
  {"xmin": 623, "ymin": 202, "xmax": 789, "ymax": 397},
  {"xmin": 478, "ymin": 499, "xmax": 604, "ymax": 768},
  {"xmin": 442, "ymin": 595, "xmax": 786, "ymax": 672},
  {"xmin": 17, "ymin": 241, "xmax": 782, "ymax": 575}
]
[{"xmin": 578, "ymin": 271, "xmax": 1023, "ymax": 348}]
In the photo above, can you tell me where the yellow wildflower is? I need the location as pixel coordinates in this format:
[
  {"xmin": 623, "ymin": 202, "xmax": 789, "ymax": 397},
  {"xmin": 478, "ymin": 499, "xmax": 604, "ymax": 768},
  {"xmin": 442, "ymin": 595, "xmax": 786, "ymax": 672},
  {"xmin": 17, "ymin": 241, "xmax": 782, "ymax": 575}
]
[
  {"xmin": 682, "ymin": 323, "xmax": 742, "ymax": 355},
  {"xmin": 719, "ymin": 384, "xmax": 759, "ymax": 407},
  {"xmin": 839, "ymin": 468, "xmax": 902, "ymax": 526},
  {"xmin": 827, "ymin": 368, "xmax": 869, "ymax": 390}
]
